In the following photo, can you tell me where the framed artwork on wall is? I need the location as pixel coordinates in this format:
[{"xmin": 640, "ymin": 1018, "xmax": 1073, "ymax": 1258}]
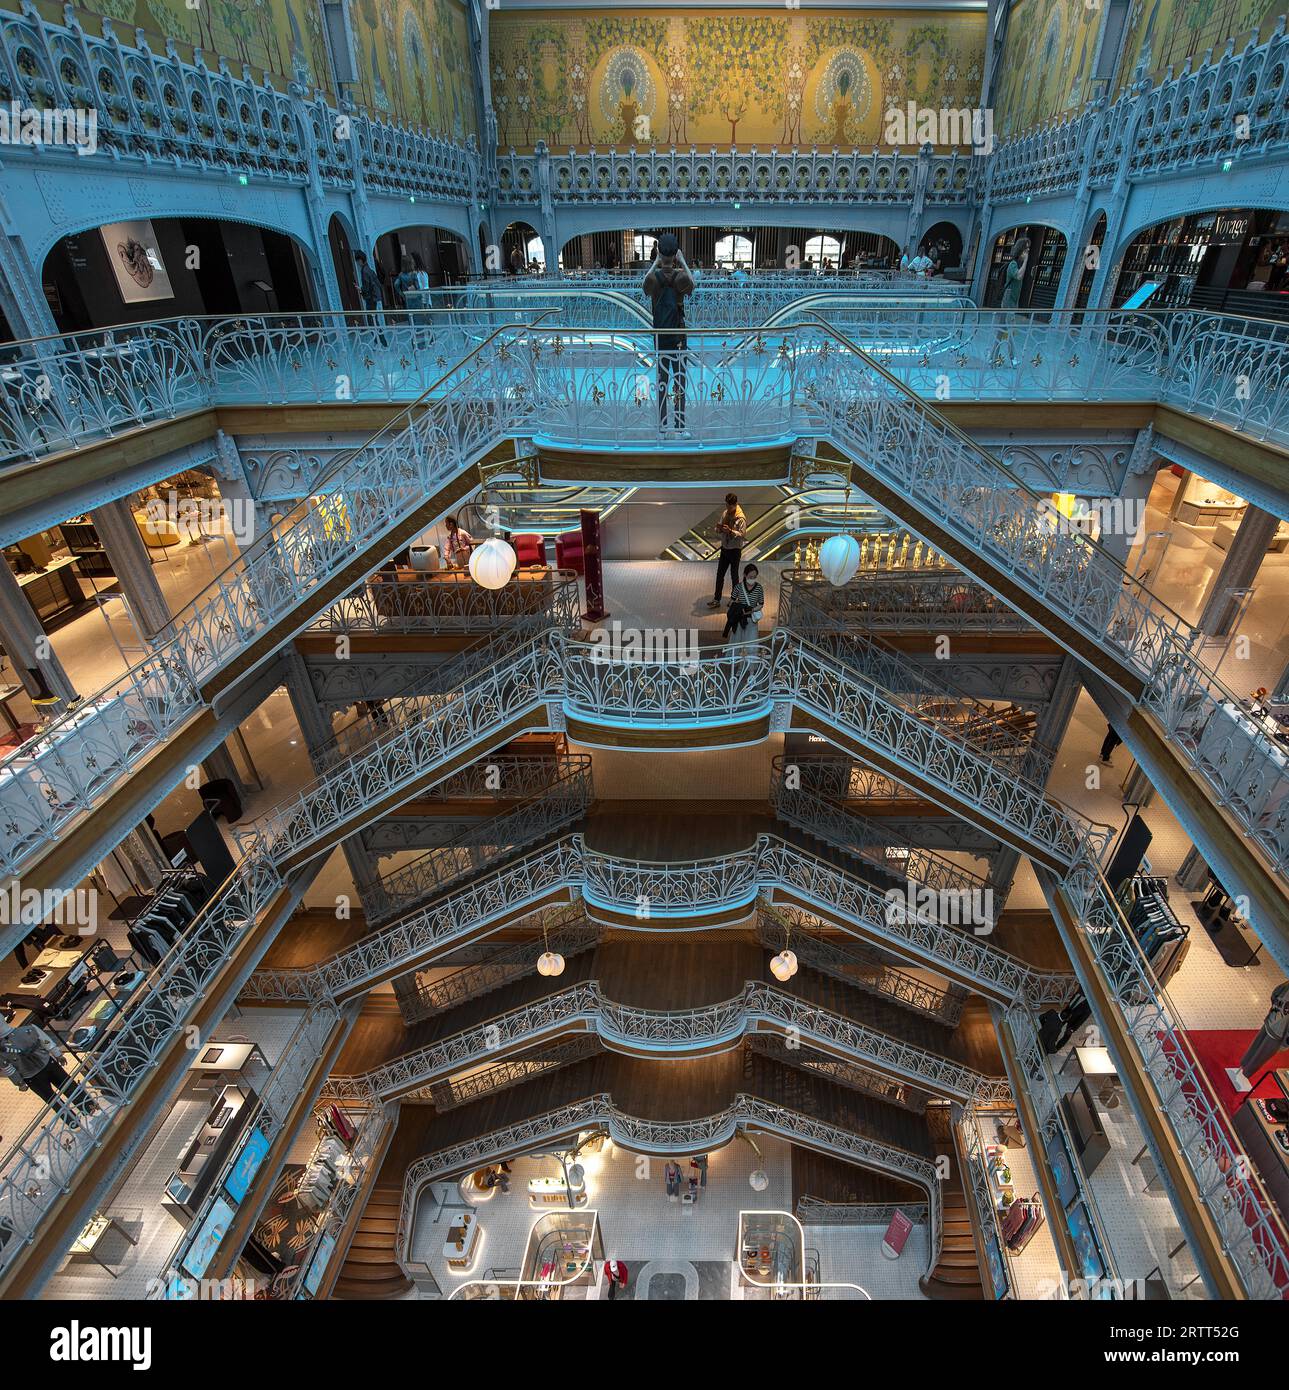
[{"xmin": 99, "ymin": 219, "xmax": 175, "ymax": 303}]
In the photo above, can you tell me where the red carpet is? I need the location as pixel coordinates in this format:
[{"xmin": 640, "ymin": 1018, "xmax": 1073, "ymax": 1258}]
[{"xmin": 1172, "ymin": 1029, "xmax": 1289, "ymax": 1296}]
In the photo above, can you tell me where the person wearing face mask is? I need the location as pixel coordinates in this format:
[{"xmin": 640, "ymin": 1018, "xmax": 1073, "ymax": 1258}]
[{"xmin": 723, "ymin": 562, "xmax": 766, "ymax": 647}]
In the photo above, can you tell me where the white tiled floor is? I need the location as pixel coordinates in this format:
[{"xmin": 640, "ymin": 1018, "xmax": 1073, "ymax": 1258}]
[
  {"xmin": 408, "ymin": 1134, "xmax": 925, "ymax": 1299},
  {"xmin": 40, "ymin": 1007, "xmax": 304, "ymax": 1300},
  {"xmin": 970, "ymin": 1113, "xmax": 1063, "ymax": 1300}
]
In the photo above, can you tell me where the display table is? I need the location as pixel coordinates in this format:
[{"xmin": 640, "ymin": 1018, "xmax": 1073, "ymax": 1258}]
[
  {"xmin": 443, "ymin": 1214, "xmax": 481, "ymax": 1271},
  {"xmin": 528, "ymin": 1173, "xmax": 586, "ymax": 1208},
  {"xmin": 64, "ymin": 1212, "xmax": 138, "ymax": 1277},
  {"xmin": 14, "ymin": 556, "xmax": 86, "ymax": 624}
]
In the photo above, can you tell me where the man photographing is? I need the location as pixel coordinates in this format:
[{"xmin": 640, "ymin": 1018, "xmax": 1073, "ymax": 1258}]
[{"xmin": 643, "ymin": 232, "xmax": 694, "ymax": 435}]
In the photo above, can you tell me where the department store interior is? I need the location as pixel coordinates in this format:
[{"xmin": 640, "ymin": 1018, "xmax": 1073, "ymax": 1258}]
[{"xmin": 0, "ymin": 0, "xmax": 1286, "ymax": 1338}]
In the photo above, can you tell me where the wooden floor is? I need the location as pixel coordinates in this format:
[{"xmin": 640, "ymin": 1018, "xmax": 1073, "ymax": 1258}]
[{"xmin": 258, "ymin": 907, "xmax": 372, "ymax": 969}]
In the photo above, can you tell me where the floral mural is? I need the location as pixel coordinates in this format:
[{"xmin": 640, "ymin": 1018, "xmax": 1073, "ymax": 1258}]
[
  {"xmin": 489, "ymin": 7, "xmax": 987, "ymax": 151},
  {"xmin": 991, "ymin": 0, "xmax": 1283, "ymax": 137},
  {"xmin": 21, "ymin": 0, "xmax": 477, "ymax": 137}
]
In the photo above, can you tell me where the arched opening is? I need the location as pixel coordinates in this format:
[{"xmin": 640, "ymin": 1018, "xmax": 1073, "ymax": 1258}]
[
  {"xmin": 500, "ymin": 221, "xmax": 546, "ymax": 274},
  {"xmin": 373, "ymin": 225, "xmax": 469, "ymax": 303},
  {"xmin": 715, "ymin": 233, "xmax": 755, "ymax": 269},
  {"xmin": 919, "ymin": 221, "xmax": 964, "ymax": 273},
  {"xmin": 1111, "ymin": 208, "xmax": 1289, "ymax": 316},
  {"xmin": 40, "ymin": 216, "xmax": 315, "ymax": 333},
  {"xmin": 803, "ymin": 234, "xmax": 843, "ymax": 271},
  {"xmin": 558, "ymin": 227, "xmax": 902, "ymax": 274},
  {"xmin": 1071, "ymin": 213, "xmax": 1106, "ymax": 310},
  {"xmin": 983, "ymin": 225, "xmax": 1067, "ymax": 308},
  {"xmin": 328, "ymin": 214, "xmax": 360, "ymax": 313}
]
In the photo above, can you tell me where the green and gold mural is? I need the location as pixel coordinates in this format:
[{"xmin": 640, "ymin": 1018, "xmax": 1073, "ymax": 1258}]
[
  {"xmin": 23, "ymin": 0, "xmax": 477, "ymax": 138},
  {"xmin": 488, "ymin": 7, "xmax": 987, "ymax": 151},
  {"xmin": 992, "ymin": 0, "xmax": 1284, "ymax": 137},
  {"xmin": 1111, "ymin": 0, "xmax": 1283, "ymax": 92}
]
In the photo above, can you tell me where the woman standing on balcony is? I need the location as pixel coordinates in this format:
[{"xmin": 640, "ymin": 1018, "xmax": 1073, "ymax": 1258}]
[
  {"xmin": 443, "ymin": 515, "xmax": 475, "ymax": 567},
  {"xmin": 723, "ymin": 563, "xmax": 766, "ymax": 647}
]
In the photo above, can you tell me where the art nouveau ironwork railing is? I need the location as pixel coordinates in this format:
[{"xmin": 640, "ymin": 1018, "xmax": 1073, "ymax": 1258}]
[
  {"xmin": 398, "ymin": 914, "xmax": 600, "ymax": 1028},
  {"xmin": 959, "ymin": 1119, "xmax": 1014, "ymax": 1301},
  {"xmin": 364, "ymin": 754, "xmax": 593, "ymax": 926},
  {"xmin": 795, "ymin": 1196, "xmax": 929, "ymax": 1228},
  {"xmin": 496, "ymin": 144, "xmax": 976, "ymax": 207},
  {"xmin": 769, "ymin": 756, "xmax": 996, "ymax": 916},
  {"xmin": 0, "ymin": 328, "xmax": 540, "ymax": 881},
  {"xmin": 757, "ymin": 906, "xmax": 966, "ymax": 1026},
  {"xmin": 780, "ymin": 584, "xmax": 1052, "ymax": 782},
  {"xmin": 306, "ymin": 567, "xmax": 582, "ymax": 637},
  {"xmin": 403, "ymin": 1036, "xmax": 603, "ymax": 1112},
  {"xmin": 0, "ymin": 10, "xmax": 480, "ymax": 196},
  {"xmin": 1046, "ymin": 863, "xmax": 1289, "ymax": 1301},
  {"xmin": 989, "ymin": 24, "xmax": 1289, "ymax": 199},
  {"xmin": 0, "ymin": 850, "xmax": 290, "ymax": 1283},
  {"xmin": 778, "ymin": 569, "xmax": 1031, "ymax": 634},
  {"xmin": 799, "ymin": 322, "xmax": 1289, "ymax": 881},
  {"xmin": 773, "ymin": 629, "xmax": 1105, "ymax": 869},
  {"xmin": 749, "ymin": 1032, "xmax": 932, "ymax": 1115},
  {"xmin": 342, "ymin": 978, "xmax": 1009, "ymax": 1107},
  {"xmin": 395, "ymin": 1093, "xmax": 943, "ymax": 1278}
]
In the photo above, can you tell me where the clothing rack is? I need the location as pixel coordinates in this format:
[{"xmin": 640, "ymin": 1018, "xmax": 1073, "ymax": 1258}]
[
  {"xmin": 1000, "ymin": 1192, "xmax": 1045, "ymax": 1254},
  {"xmin": 124, "ymin": 867, "xmax": 212, "ymax": 967}
]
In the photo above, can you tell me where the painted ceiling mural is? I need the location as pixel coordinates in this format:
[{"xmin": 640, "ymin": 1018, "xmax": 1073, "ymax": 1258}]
[
  {"xmin": 992, "ymin": 0, "xmax": 1283, "ymax": 137},
  {"xmin": 487, "ymin": 7, "xmax": 987, "ymax": 152},
  {"xmin": 22, "ymin": 0, "xmax": 477, "ymax": 138}
]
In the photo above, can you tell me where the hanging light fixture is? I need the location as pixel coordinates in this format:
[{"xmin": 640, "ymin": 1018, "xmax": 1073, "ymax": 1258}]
[
  {"xmin": 536, "ymin": 919, "xmax": 565, "ymax": 977},
  {"xmin": 469, "ymin": 536, "xmax": 517, "ymax": 590},
  {"xmin": 818, "ymin": 484, "xmax": 860, "ymax": 586},
  {"xmin": 749, "ymin": 1169, "xmax": 769, "ymax": 1192},
  {"xmin": 769, "ymin": 949, "xmax": 798, "ymax": 981}
]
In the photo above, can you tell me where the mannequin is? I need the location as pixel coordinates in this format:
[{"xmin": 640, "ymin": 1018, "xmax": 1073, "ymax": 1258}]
[{"xmin": 1238, "ymin": 982, "xmax": 1289, "ymax": 1082}]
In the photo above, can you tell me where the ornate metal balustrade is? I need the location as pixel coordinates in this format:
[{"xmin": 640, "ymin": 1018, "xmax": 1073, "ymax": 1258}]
[
  {"xmin": 399, "ymin": 911, "xmax": 597, "ymax": 1027},
  {"xmin": 959, "ymin": 1118, "xmax": 1015, "ymax": 1301},
  {"xmin": 396, "ymin": 1092, "xmax": 943, "ymax": 1278},
  {"xmin": 798, "ymin": 324, "xmax": 1289, "ymax": 882},
  {"xmin": 756, "ymin": 835, "xmax": 1076, "ymax": 1011},
  {"xmin": 405, "ymin": 1036, "xmax": 604, "ymax": 1112},
  {"xmin": 1048, "ymin": 863, "xmax": 1289, "ymax": 1301},
  {"xmin": 0, "ymin": 331, "xmax": 538, "ymax": 881},
  {"xmin": 307, "ymin": 567, "xmax": 581, "ymax": 637},
  {"xmin": 364, "ymin": 755, "xmax": 593, "ymax": 926},
  {"xmin": 751, "ymin": 1032, "xmax": 930, "ymax": 1115},
  {"xmin": 781, "ymin": 586, "xmax": 1051, "ymax": 782},
  {"xmin": 0, "ymin": 10, "xmax": 479, "ymax": 195},
  {"xmin": 0, "ymin": 849, "xmax": 289, "ymax": 1283},
  {"xmin": 768, "ymin": 767, "xmax": 996, "ymax": 925},
  {"xmin": 795, "ymin": 1196, "xmax": 929, "ymax": 1228},
  {"xmin": 778, "ymin": 569, "xmax": 1032, "ymax": 634},
  {"xmin": 989, "ymin": 23, "xmax": 1289, "ymax": 199},
  {"xmin": 496, "ymin": 143, "xmax": 976, "ymax": 207},
  {"xmin": 773, "ymin": 629, "xmax": 1104, "ymax": 870},
  {"xmin": 757, "ymin": 905, "xmax": 966, "ymax": 1025}
]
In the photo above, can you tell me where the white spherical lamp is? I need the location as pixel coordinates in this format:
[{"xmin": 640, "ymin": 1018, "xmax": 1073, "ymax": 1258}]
[
  {"xmin": 769, "ymin": 949, "xmax": 798, "ymax": 982},
  {"xmin": 469, "ymin": 537, "xmax": 517, "ymax": 590},
  {"xmin": 818, "ymin": 533, "xmax": 860, "ymax": 587},
  {"xmin": 537, "ymin": 950, "xmax": 565, "ymax": 977},
  {"xmin": 749, "ymin": 1169, "xmax": 769, "ymax": 1192}
]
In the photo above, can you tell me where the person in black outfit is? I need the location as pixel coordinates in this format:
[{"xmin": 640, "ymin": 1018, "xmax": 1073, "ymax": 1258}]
[
  {"xmin": 1099, "ymin": 724, "xmax": 1123, "ymax": 764},
  {"xmin": 643, "ymin": 233, "xmax": 694, "ymax": 434}
]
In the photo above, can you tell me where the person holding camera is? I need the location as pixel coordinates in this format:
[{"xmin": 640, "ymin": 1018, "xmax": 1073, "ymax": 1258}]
[{"xmin": 643, "ymin": 232, "xmax": 694, "ymax": 435}]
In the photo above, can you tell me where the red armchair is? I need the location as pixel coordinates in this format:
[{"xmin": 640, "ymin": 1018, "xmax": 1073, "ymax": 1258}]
[
  {"xmin": 555, "ymin": 529, "xmax": 585, "ymax": 575},
  {"xmin": 512, "ymin": 532, "xmax": 547, "ymax": 567}
]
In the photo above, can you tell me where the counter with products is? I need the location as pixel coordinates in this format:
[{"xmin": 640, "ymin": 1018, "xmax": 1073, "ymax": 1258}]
[
  {"xmin": 1233, "ymin": 1069, "xmax": 1289, "ymax": 1222},
  {"xmin": 162, "ymin": 1083, "xmax": 255, "ymax": 1219},
  {"xmin": 528, "ymin": 1172, "xmax": 586, "ymax": 1208}
]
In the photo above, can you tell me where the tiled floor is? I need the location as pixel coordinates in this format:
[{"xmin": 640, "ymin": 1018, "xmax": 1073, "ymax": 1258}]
[
  {"xmin": 969, "ymin": 1113, "xmax": 1063, "ymax": 1299},
  {"xmin": 407, "ymin": 1134, "xmax": 921, "ymax": 1299},
  {"xmin": 40, "ymin": 1007, "xmax": 304, "ymax": 1300}
]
